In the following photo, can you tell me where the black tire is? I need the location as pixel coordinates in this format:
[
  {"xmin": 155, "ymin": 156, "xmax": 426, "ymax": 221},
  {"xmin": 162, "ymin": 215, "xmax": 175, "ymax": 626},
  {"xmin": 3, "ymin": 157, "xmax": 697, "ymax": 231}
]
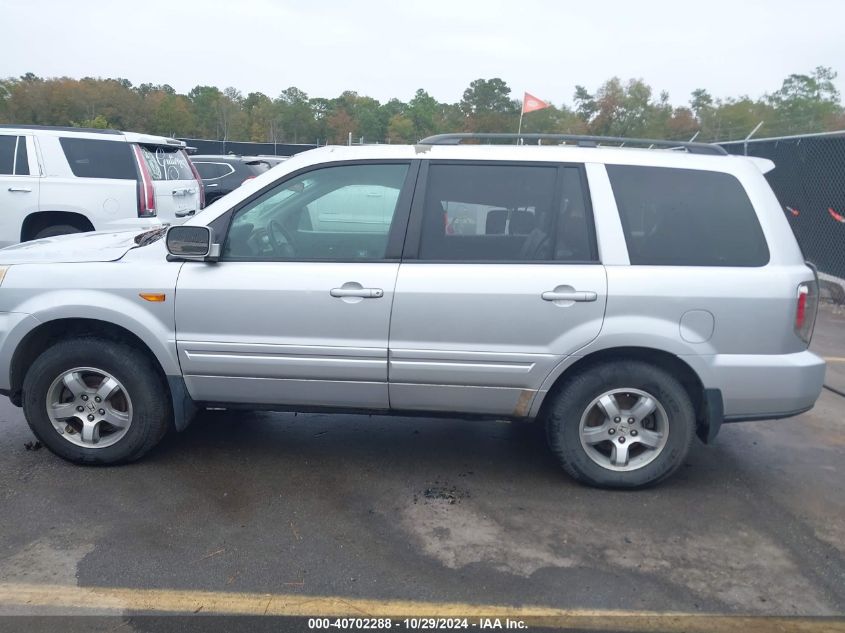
[
  {"xmin": 33, "ymin": 224, "xmax": 84, "ymax": 240},
  {"xmin": 22, "ymin": 338, "xmax": 172, "ymax": 465},
  {"xmin": 546, "ymin": 360, "xmax": 695, "ymax": 489}
]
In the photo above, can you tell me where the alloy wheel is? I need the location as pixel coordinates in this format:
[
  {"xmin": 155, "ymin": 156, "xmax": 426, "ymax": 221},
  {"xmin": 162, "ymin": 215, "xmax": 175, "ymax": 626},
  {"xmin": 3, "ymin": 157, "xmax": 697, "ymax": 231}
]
[
  {"xmin": 578, "ymin": 388, "xmax": 669, "ymax": 471},
  {"xmin": 45, "ymin": 367, "xmax": 133, "ymax": 449}
]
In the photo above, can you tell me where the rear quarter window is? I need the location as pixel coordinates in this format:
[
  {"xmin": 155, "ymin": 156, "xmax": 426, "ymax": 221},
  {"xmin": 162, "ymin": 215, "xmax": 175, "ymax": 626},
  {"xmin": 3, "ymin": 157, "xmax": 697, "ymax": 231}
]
[
  {"xmin": 59, "ymin": 137, "xmax": 136, "ymax": 180},
  {"xmin": 607, "ymin": 165, "xmax": 769, "ymax": 267}
]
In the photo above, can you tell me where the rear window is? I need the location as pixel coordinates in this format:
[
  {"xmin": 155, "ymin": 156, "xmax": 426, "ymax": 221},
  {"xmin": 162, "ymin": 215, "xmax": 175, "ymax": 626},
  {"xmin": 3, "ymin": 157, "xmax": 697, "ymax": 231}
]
[
  {"xmin": 138, "ymin": 146, "xmax": 194, "ymax": 181},
  {"xmin": 194, "ymin": 161, "xmax": 234, "ymax": 180},
  {"xmin": 607, "ymin": 165, "xmax": 769, "ymax": 267},
  {"xmin": 59, "ymin": 137, "xmax": 136, "ymax": 179}
]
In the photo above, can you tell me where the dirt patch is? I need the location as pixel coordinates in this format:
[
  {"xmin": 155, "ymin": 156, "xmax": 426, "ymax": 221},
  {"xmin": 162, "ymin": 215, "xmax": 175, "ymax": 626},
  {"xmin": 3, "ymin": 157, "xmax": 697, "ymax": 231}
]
[{"xmin": 416, "ymin": 480, "xmax": 471, "ymax": 505}]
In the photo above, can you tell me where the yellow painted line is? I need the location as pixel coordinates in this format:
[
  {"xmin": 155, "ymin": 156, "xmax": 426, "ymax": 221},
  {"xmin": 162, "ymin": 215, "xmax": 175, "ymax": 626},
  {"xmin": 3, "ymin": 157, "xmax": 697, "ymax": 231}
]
[
  {"xmin": 823, "ymin": 356, "xmax": 845, "ymax": 363},
  {"xmin": 0, "ymin": 583, "xmax": 841, "ymax": 632}
]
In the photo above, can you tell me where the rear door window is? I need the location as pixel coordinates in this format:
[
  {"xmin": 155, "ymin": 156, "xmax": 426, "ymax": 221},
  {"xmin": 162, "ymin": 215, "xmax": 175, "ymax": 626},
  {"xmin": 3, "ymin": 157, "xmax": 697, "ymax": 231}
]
[
  {"xmin": 0, "ymin": 135, "xmax": 17, "ymax": 175},
  {"xmin": 417, "ymin": 163, "xmax": 595, "ymax": 262},
  {"xmin": 607, "ymin": 165, "xmax": 769, "ymax": 266},
  {"xmin": 138, "ymin": 146, "xmax": 194, "ymax": 181},
  {"xmin": 59, "ymin": 137, "xmax": 136, "ymax": 179}
]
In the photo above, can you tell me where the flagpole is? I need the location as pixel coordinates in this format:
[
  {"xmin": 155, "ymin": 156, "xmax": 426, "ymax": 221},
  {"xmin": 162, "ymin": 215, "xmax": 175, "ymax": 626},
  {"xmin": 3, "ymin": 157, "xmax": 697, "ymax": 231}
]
[{"xmin": 516, "ymin": 106, "xmax": 524, "ymax": 145}]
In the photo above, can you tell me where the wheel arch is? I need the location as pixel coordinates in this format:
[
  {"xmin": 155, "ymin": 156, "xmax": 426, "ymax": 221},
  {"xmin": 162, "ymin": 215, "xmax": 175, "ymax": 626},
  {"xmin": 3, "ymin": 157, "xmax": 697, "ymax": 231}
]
[
  {"xmin": 9, "ymin": 317, "xmax": 176, "ymax": 405},
  {"xmin": 532, "ymin": 346, "xmax": 720, "ymax": 443},
  {"xmin": 21, "ymin": 212, "xmax": 95, "ymax": 242}
]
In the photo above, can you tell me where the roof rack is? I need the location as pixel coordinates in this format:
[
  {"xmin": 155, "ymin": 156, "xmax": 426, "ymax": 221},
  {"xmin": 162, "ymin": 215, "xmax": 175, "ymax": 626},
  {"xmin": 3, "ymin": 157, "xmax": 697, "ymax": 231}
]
[{"xmin": 418, "ymin": 133, "xmax": 728, "ymax": 156}]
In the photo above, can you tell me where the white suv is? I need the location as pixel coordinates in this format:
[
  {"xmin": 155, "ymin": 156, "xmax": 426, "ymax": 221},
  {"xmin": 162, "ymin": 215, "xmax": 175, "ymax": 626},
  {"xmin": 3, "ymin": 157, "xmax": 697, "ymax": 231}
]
[{"xmin": 0, "ymin": 125, "xmax": 204, "ymax": 246}]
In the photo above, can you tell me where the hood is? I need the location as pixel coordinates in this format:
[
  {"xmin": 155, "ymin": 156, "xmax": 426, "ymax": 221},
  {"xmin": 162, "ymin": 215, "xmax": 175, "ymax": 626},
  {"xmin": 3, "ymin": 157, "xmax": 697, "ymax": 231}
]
[{"xmin": 0, "ymin": 229, "xmax": 163, "ymax": 264}]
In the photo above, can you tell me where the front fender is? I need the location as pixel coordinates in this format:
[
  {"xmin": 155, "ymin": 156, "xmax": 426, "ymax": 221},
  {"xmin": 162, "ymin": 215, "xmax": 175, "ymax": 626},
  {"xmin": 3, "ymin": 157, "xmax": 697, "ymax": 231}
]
[
  {"xmin": 12, "ymin": 290, "xmax": 181, "ymax": 377},
  {"xmin": 0, "ymin": 312, "xmax": 42, "ymax": 391}
]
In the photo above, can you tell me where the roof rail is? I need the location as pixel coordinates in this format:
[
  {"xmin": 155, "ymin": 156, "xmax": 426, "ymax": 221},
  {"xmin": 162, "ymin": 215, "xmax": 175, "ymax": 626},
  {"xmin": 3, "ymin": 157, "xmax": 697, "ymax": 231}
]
[
  {"xmin": 0, "ymin": 124, "xmax": 122, "ymax": 135},
  {"xmin": 418, "ymin": 133, "xmax": 728, "ymax": 156}
]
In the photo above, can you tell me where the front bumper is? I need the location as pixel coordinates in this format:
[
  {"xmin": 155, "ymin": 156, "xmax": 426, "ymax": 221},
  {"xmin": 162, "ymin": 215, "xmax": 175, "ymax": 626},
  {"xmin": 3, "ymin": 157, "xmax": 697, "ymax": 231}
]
[{"xmin": 685, "ymin": 350, "xmax": 826, "ymax": 420}]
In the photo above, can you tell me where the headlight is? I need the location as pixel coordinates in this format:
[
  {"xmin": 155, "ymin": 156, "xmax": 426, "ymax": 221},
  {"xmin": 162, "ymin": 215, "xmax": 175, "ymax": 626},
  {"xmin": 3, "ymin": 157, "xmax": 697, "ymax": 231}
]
[{"xmin": 0, "ymin": 266, "xmax": 10, "ymax": 286}]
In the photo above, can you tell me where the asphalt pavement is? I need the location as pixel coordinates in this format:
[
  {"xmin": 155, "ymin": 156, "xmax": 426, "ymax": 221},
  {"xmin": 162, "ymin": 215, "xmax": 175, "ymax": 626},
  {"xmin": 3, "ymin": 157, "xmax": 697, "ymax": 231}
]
[{"xmin": 0, "ymin": 304, "xmax": 843, "ymax": 631}]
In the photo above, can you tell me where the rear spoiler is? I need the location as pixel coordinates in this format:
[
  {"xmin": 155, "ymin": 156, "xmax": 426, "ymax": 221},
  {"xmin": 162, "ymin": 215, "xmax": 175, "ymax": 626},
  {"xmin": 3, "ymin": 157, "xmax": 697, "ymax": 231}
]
[{"xmin": 747, "ymin": 156, "xmax": 775, "ymax": 174}]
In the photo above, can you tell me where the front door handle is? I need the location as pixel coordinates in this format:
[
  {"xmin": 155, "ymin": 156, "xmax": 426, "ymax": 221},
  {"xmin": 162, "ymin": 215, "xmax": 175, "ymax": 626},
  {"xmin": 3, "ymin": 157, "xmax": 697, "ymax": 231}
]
[
  {"xmin": 8, "ymin": 187, "xmax": 32, "ymax": 193},
  {"xmin": 542, "ymin": 290, "xmax": 598, "ymax": 302},
  {"xmin": 330, "ymin": 287, "xmax": 384, "ymax": 299}
]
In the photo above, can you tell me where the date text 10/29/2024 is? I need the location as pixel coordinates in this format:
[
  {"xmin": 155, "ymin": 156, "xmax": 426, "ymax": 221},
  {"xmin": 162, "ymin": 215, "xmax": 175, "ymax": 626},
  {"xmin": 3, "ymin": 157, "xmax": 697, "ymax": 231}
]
[{"xmin": 308, "ymin": 618, "xmax": 528, "ymax": 630}]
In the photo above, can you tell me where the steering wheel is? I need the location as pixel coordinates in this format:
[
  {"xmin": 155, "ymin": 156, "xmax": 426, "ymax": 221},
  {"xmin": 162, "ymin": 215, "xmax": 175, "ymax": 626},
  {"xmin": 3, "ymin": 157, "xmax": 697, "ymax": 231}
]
[{"xmin": 267, "ymin": 219, "xmax": 295, "ymax": 257}]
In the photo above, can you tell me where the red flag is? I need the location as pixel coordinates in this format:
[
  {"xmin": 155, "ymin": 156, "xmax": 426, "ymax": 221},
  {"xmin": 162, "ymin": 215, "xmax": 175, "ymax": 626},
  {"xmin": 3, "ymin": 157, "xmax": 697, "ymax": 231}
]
[{"xmin": 522, "ymin": 92, "xmax": 550, "ymax": 114}]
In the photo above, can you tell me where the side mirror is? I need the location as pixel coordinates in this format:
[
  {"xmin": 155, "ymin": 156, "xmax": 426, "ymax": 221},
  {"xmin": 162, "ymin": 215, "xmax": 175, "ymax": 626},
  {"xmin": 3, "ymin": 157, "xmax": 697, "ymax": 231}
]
[{"xmin": 166, "ymin": 225, "xmax": 220, "ymax": 261}]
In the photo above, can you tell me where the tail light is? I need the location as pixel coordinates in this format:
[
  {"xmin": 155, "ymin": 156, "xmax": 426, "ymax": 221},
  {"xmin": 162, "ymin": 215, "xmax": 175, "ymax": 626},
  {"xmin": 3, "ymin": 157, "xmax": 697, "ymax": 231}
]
[
  {"xmin": 131, "ymin": 144, "xmax": 156, "ymax": 218},
  {"xmin": 184, "ymin": 150, "xmax": 206, "ymax": 209},
  {"xmin": 794, "ymin": 278, "xmax": 819, "ymax": 345}
]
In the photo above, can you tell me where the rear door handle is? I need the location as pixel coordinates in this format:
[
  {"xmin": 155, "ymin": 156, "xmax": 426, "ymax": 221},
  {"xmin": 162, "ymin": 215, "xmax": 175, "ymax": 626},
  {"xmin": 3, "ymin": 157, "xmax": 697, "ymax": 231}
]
[
  {"xmin": 330, "ymin": 287, "xmax": 384, "ymax": 298},
  {"xmin": 7, "ymin": 187, "xmax": 32, "ymax": 193},
  {"xmin": 541, "ymin": 290, "xmax": 598, "ymax": 302}
]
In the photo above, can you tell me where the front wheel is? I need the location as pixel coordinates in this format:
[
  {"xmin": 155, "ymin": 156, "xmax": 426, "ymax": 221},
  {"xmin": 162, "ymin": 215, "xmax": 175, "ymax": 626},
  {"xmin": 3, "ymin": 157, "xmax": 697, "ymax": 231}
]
[
  {"xmin": 546, "ymin": 361, "xmax": 696, "ymax": 489},
  {"xmin": 22, "ymin": 338, "xmax": 172, "ymax": 465}
]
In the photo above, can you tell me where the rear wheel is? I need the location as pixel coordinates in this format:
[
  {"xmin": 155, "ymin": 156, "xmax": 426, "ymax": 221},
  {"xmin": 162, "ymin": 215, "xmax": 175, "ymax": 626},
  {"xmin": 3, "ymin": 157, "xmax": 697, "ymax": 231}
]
[
  {"xmin": 33, "ymin": 224, "xmax": 84, "ymax": 240},
  {"xmin": 546, "ymin": 361, "xmax": 695, "ymax": 489},
  {"xmin": 22, "ymin": 338, "xmax": 171, "ymax": 465}
]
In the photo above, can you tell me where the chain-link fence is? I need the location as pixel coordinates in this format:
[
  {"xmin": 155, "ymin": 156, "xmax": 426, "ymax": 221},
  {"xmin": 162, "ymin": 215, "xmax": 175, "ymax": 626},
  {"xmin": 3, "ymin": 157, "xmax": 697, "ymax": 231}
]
[
  {"xmin": 720, "ymin": 132, "xmax": 845, "ymax": 283},
  {"xmin": 177, "ymin": 138, "xmax": 318, "ymax": 157}
]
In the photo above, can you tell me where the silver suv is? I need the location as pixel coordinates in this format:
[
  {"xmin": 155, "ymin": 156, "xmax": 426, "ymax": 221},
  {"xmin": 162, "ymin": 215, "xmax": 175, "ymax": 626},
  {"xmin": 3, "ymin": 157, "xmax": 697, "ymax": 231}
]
[{"xmin": 0, "ymin": 134, "xmax": 826, "ymax": 488}]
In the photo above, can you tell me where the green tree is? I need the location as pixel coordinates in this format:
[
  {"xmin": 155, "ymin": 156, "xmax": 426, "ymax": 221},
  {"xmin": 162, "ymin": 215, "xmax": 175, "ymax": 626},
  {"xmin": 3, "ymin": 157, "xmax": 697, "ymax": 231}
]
[
  {"xmin": 187, "ymin": 85, "xmax": 223, "ymax": 138},
  {"xmin": 1, "ymin": 67, "xmax": 843, "ymax": 145},
  {"xmin": 573, "ymin": 85, "xmax": 597, "ymax": 122},
  {"xmin": 325, "ymin": 108, "xmax": 357, "ymax": 144},
  {"xmin": 690, "ymin": 88, "xmax": 713, "ymax": 118},
  {"xmin": 76, "ymin": 113, "xmax": 110, "ymax": 129},
  {"xmin": 407, "ymin": 89, "xmax": 439, "ymax": 139},
  {"xmin": 766, "ymin": 66, "xmax": 842, "ymax": 134},
  {"xmin": 243, "ymin": 91, "xmax": 274, "ymax": 141},
  {"xmin": 278, "ymin": 87, "xmax": 313, "ymax": 143},
  {"xmin": 387, "ymin": 113, "xmax": 415, "ymax": 142},
  {"xmin": 460, "ymin": 78, "xmax": 514, "ymax": 115},
  {"xmin": 460, "ymin": 78, "xmax": 518, "ymax": 132}
]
